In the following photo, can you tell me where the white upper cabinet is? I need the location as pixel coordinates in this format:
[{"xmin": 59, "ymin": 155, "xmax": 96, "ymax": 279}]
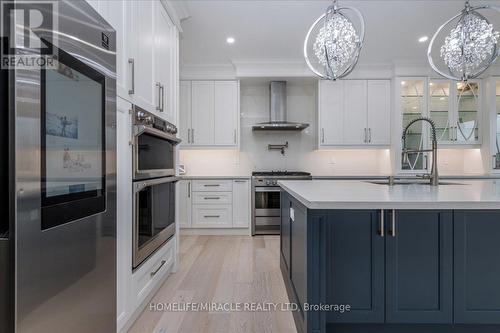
[
  {"xmin": 154, "ymin": 2, "xmax": 175, "ymax": 122},
  {"xmin": 318, "ymin": 79, "xmax": 391, "ymax": 147},
  {"xmin": 179, "ymin": 81, "xmax": 192, "ymax": 145},
  {"xmin": 343, "ymin": 80, "xmax": 368, "ymax": 145},
  {"xmin": 191, "ymin": 81, "xmax": 215, "ymax": 145},
  {"xmin": 129, "ymin": 0, "xmax": 155, "ymax": 112},
  {"xmin": 89, "ymin": 0, "xmax": 178, "ymax": 122},
  {"xmin": 180, "ymin": 80, "xmax": 240, "ymax": 148},
  {"xmin": 367, "ymin": 80, "xmax": 391, "ymax": 145},
  {"xmin": 318, "ymin": 80, "xmax": 343, "ymax": 145},
  {"xmin": 214, "ymin": 81, "xmax": 239, "ymax": 145},
  {"xmin": 87, "ymin": 0, "xmax": 131, "ymax": 99}
]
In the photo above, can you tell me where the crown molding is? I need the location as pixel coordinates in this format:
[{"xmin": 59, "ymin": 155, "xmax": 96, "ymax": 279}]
[
  {"xmin": 161, "ymin": 0, "xmax": 190, "ymax": 33},
  {"xmin": 180, "ymin": 64, "xmax": 237, "ymax": 80}
]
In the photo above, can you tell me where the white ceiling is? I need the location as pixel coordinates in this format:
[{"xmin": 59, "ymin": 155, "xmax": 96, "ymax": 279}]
[{"xmin": 178, "ymin": 0, "xmax": 500, "ymax": 69}]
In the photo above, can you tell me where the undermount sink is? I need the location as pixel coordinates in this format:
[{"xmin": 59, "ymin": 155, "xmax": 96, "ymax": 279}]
[{"xmin": 366, "ymin": 180, "xmax": 467, "ymax": 186}]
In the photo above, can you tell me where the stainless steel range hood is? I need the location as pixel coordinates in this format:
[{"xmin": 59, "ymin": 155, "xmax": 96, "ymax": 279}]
[{"xmin": 252, "ymin": 81, "xmax": 309, "ymax": 131}]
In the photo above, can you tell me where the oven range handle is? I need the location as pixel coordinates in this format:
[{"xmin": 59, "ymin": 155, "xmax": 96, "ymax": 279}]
[
  {"xmin": 134, "ymin": 125, "xmax": 181, "ymax": 145},
  {"xmin": 134, "ymin": 176, "xmax": 179, "ymax": 193},
  {"xmin": 254, "ymin": 186, "xmax": 281, "ymax": 192}
]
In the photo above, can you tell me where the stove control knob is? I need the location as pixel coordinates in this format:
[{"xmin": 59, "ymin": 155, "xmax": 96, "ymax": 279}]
[{"xmin": 266, "ymin": 180, "xmax": 271, "ymax": 185}]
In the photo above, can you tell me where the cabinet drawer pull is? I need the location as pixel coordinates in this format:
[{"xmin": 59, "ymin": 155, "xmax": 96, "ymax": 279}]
[
  {"xmin": 128, "ymin": 58, "xmax": 135, "ymax": 95},
  {"xmin": 204, "ymin": 215, "xmax": 220, "ymax": 218},
  {"xmin": 150, "ymin": 260, "xmax": 166, "ymax": 277},
  {"xmin": 204, "ymin": 184, "xmax": 220, "ymax": 187},
  {"xmin": 204, "ymin": 197, "xmax": 220, "ymax": 200},
  {"xmin": 234, "ymin": 180, "xmax": 247, "ymax": 183}
]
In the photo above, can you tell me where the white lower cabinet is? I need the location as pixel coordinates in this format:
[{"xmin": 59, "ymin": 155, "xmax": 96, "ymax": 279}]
[
  {"xmin": 131, "ymin": 238, "xmax": 174, "ymax": 306},
  {"xmin": 180, "ymin": 179, "xmax": 250, "ymax": 230},
  {"xmin": 192, "ymin": 205, "xmax": 233, "ymax": 228},
  {"xmin": 232, "ymin": 179, "xmax": 251, "ymax": 228},
  {"xmin": 178, "ymin": 180, "xmax": 192, "ymax": 228}
]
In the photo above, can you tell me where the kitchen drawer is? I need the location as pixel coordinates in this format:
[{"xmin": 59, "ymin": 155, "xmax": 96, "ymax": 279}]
[
  {"xmin": 193, "ymin": 191, "xmax": 232, "ymax": 205},
  {"xmin": 132, "ymin": 238, "xmax": 174, "ymax": 306},
  {"xmin": 192, "ymin": 205, "xmax": 232, "ymax": 228},
  {"xmin": 192, "ymin": 180, "xmax": 232, "ymax": 192}
]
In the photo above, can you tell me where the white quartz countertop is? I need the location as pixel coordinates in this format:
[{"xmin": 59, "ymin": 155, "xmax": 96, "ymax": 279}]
[
  {"xmin": 278, "ymin": 180, "xmax": 500, "ymax": 210},
  {"xmin": 179, "ymin": 175, "xmax": 251, "ymax": 180}
]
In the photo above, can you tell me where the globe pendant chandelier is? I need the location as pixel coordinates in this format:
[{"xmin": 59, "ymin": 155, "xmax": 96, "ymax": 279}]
[
  {"xmin": 428, "ymin": 0, "xmax": 500, "ymax": 81},
  {"xmin": 303, "ymin": 0, "xmax": 365, "ymax": 80}
]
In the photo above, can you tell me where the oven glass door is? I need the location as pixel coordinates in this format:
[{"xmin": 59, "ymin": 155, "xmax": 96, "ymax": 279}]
[
  {"xmin": 135, "ymin": 131, "xmax": 175, "ymax": 178},
  {"xmin": 41, "ymin": 44, "xmax": 106, "ymax": 230},
  {"xmin": 134, "ymin": 177, "xmax": 176, "ymax": 268},
  {"xmin": 254, "ymin": 187, "xmax": 281, "ymax": 216}
]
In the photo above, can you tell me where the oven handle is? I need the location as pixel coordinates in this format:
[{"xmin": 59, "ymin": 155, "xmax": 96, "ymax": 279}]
[
  {"xmin": 134, "ymin": 176, "xmax": 179, "ymax": 193},
  {"xmin": 134, "ymin": 125, "xmax": 181, "ymax": 144},
  {"xmin": 254, "ymin": 187, "xmax": 281, "ymax": 192}
]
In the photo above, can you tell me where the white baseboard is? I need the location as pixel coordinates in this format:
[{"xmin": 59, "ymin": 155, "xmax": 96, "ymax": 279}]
[{"xmin": 180, "ymin": 228, "xmax": 251, "ymax": 236}]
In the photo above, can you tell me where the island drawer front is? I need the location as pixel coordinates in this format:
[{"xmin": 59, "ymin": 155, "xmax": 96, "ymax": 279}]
[
  {"xmin": 192, "ymin": 180, "xmax": 232, "ymax": 192},
  {"xmin": 193, "ymin": 192, "xmax": 232, "ymax": 205},
  {"xmin": 192, "ymin": 205, "xmax": 232, "ymax": 228}
]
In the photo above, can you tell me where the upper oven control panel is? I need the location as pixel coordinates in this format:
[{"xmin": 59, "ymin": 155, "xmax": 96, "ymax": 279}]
[{"xmin": 133, "ymin": 105, "xmax": 177, "ymax": 135}]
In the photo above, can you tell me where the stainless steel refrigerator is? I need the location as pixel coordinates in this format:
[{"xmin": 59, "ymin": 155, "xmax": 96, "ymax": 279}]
[{"xmin": 1, "ymin": 1, "xmax": 117, "ymax": 332}]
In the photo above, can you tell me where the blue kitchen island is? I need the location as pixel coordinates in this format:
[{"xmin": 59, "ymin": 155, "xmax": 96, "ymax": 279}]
[{"xmin": 278, "ymin": 180, "xmax": 500, "ymax": 333}]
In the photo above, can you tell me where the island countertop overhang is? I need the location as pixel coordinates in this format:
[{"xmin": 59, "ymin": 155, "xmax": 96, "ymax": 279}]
[{"xmin": 278, "ymin": 180, "xmax": 500, "ymax": 210}]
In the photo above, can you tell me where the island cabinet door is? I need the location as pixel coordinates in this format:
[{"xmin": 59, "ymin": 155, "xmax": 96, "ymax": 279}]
[
  {"xmin": 454, "ymin": 210, "xmax": 500, "ymax": 324},
  {"xmin": 290, "ymin": 198, "xmax": 308, "ymax": 313},
  {"xmin": 280, "ymin": 191, "xmax": 291, "ymax": 273},
  {"xmin": 325, "ymin": 210, "xmax": 385, "ymax": 323},
  {"xmin": 385, "ymin": 210, "xmax": 453, "ymax": 324}
]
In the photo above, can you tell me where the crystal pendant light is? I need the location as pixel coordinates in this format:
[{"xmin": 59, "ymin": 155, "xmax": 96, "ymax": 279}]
[
  {"xmin": 304, "ymin": 0, "xmax": 365, "ymax": 80},
  {"xmin": 428, "ymin": 0, "xmax": 500, "ymax": 81}
]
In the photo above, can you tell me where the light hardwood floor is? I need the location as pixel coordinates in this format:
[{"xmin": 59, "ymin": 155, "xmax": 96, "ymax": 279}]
[{"xmin": 128, "ymin": 235, "xmax": 297, "ymax": 333}]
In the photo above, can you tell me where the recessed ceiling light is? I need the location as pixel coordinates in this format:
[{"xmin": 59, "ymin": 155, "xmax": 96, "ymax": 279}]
[
  {"xmin": 418, "ymin": 36, "xmax": 429, "ymax": 43},
  {"xmin": 401, "ymin": 81, "xmax": 406, "ymax": 86},
  {"xmin": 226, "ymin": 37, "xmax": 235, "ymax": 44}
]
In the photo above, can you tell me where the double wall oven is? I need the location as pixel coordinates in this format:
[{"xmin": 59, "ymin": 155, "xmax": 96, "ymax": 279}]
[{"xmin": 132, "ymin": 106, "xmax": 180, "ymax": 269}]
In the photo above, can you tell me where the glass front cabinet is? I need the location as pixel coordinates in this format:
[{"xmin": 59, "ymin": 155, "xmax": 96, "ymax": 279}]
[{"xmin": 398, "ymin": 77, "xmax": 482, "ymax": 172}]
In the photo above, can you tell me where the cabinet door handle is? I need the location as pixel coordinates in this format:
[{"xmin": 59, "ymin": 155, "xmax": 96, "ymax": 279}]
[
  {"xmin": 369, "ymin": 128, "xmax": 372, "ymax": 143},
  {"xmin": 204, "ymin": 215, "xmax": 220, "ymax": 218},
  {"xmin": 364, "ymin": 128, "xmax": 367, "ymax": 143},
  {"xmin": 191, "ymin": 128, "xmax": 195, "ymax": 143},
  {"xmin": 391, "ymin": 210, "xmax": 396, "ymax": 237},
  {"xmin": 321, "ymin": 128, "xmax": 325, "ymax": 143},
  {"xmin": 379, "ymin": 210, "xmax": 385, "ymax": 237},
  {"xmin": 156, "ymin": 82, "xmax": 161, "ymax": 111},
  {"xmin": 187, "ymin": 129, "xmax": 191, "ymax": 143},
  {"xmin": 494, "ymin": 155, "xmax": 498, "ymax": 169},
  {"xmin": 188, "ymin": 182, "xmax": 191, "ymax": 198},
  {"xmin": 161, "ymin": 84, "xmax": 165, "ymax": 112},
  {"xmin": 150, "ymin": 260, "xmax": 166, "ymax": 277},
  {"xmin": 128, "ymin": 58, "xmax": 135, "ymax": 95},
  {"xmin": 234, "ymin": 129, "xmax": 237, "ymax": 144}
]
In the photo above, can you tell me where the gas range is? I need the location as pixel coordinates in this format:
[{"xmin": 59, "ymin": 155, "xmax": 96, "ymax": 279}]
[
  {"xmin": 252, "ymin": 171, "xmax": 312, "ymax": 186},
  {"xmin": 251, "ymin": 171, "xmax": 311, "ymax": 235}
]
